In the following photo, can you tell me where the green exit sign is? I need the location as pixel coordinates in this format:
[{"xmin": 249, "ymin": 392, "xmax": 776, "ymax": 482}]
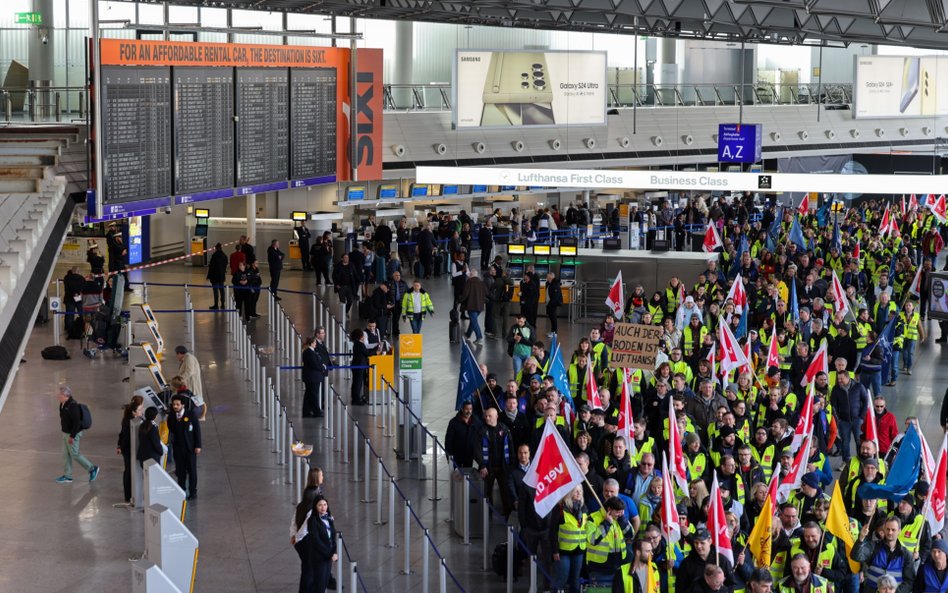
[{"xmin": 15, "ymin": 12, "xmax": 43, "ymax": 25}]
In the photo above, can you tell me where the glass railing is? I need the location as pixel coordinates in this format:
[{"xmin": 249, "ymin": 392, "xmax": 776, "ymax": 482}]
[
  {"xmin": 382, "ymin": 81, "xmax": 853, "ymax": 111},
  {"xmin": 1, "ymin": 86, "xmax": 89, "ymax": 124}
]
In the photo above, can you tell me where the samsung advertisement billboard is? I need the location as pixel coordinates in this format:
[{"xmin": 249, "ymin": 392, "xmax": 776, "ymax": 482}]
[
  {"xmin": 453, "ymin": 50, "xmax": 607, "ymax": 129},
  {"xmin": 854, "ymin": 55, "xmax": 948, "ymax": 118}
]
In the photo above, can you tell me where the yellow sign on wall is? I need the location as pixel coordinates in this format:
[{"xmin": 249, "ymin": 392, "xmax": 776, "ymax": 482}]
[{"xmin": 399, "ymin": 334, "xmax": 423, "ymax": 360}]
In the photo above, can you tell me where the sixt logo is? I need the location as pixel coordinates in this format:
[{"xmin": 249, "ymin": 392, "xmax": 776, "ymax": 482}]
[
  {"xmin": 460, "ymin": 56, "xmax": 481, "ymax": 62},
  {"xmin": 356, "ymin": 71, "xmax": 376, "ymax": 168}
]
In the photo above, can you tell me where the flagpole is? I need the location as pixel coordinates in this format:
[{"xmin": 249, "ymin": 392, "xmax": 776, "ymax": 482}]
[{"xmin": 584, "ymin": 476, "xmax": 605, "ymax": 511}]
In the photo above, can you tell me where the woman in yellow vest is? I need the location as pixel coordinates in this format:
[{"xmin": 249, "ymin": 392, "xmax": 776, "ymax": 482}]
[
  {"xmin": 637, "ymin": 477, "xmax": 664, "ymax": 535},
  {"xmin": 551, "ymin": 485, "xmax": 590, "ymax": 593},
  {"xmin": 896, "ymin": 301, "xmax": 923, "ymax": 378}
]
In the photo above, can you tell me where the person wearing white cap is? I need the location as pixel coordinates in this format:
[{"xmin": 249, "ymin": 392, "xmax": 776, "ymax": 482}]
[{"xmin": 676, "ymin": 294, "xmax": 703, "ymax": 331}]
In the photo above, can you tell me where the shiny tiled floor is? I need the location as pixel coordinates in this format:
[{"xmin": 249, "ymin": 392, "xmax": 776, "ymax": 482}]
[{"xmin": 1, "ymin": 256, "xmax": 947, "ymax": 592}]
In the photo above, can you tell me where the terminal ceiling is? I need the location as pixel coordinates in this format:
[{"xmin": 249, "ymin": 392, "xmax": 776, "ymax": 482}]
[{"xmin": 170, "ymin": 0, "xmax": 948, "ymax": 50}]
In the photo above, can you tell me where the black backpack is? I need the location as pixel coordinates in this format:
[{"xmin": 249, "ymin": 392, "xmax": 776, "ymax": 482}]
[
  {"xmin": 41, "ymin": 345, "xmax": 70, "ymax": 360},
  {"xmin": 78, "ymin": 403, "xmax": 93, "ymax": 430}
]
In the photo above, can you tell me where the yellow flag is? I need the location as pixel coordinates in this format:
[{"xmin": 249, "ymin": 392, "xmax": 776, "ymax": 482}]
[
  {"xmin": 827, "ymin": 480, "xmax": 860, "ymax": 573},
  {"xmin": 646, "ymin": 556, "xmax": 659, "ymax": 593},
  {"xmin": 747, "ymin": 492, "xmax": 772, "ymax": 567}
]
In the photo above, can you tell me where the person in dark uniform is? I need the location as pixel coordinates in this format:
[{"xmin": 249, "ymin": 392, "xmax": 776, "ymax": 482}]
[
  {"xmin": 136, "ymin": 406, "xmax": 163, "ymax": 468},
  {"xmin": 332, "ymin": 254, "xmax": 361, "ymax": 316},
  {"xmin": 546, "ymin": 271, "xmax": 562, "ymax": 337},
  {"xmin": 167, "ymin": 394, "xmax": 202, "ymax": 500},
  {"xmin": 479, "ymin": 221, "xmax": 494, "ymax": 271},
  {"xmin": 349, "ymin": 328, "xmax": 370, "ymax": 405},
  {"xmin": 302, "ymin": 330, "xmax": 333, "ymax": 417},
  {"xmin": 207, "ymin": 243, "xmax": 228, "ymax": 309},
  {"xmin": 117, "ymin": 395, "xmax": 144, "ymax": 504},
  {"xmin": 240, "ymin": 235, "xmax": 256, "ymax": 266},
  {"xmin": 300, "ymin": 495, "xmax": 338, "ymax": 593},
  {"xmin": 267, "ymin": 239, "xmax": 284, "ymax": 300},
  {"xmin": 86, "ymin": 244, "xmax": 105, "ymax": 288},
  {"xmin": 519, "ymin": 271, "xmax": 540, "ymax": 329},
  {"xmin": 417, "ymin": 223, "xmax": 437, "ymax": 279},
  {"xmin": 63, "ymin": 266, "xmax": 85, "ymax": 331},
  {"xmin": 232, "ymin": 261, "xmax": 251, "ymax": 320},
  {"xmin": 105, "ymin": 222, "xmax": 130, "ymax": 290},
  {"xmin": 247, "ymin": 261, "xmax": 263, "ymax": 319},
  {"xmin": 295, "ymin": 221, "xmax": 312, "ymax": 271}
]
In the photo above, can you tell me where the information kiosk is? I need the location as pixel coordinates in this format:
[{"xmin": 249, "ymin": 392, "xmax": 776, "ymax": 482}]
[
  {"xmin": 144, "ymin": 503, "xmax": 198, "ymax": 593},
  {"xmin": 143, "ymin": 460, "xmax": 186, "ymax": 520},
  {"xmin": 131, "ymin": 561, "xmax": 183, "ymax": 593},
  {"xmin": 190, "ymin": 209, "xmax": 209, "ymax": 267},
  {"xmin": 289, "ymin": 211, "xmax": 307, "ymax": 269}
]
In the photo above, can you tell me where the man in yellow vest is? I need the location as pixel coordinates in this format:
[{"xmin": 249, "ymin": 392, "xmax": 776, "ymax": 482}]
[
  {"xmin": 587, "ymin": 496, "xmax": 629, "ymax": 586},
  {"xmin": 893, "ymin": 495, "xmax": 931, "ymax": 563},
  {"xmin": 777, "ymin": 554, "xmax": 830, "ymax": 593}
]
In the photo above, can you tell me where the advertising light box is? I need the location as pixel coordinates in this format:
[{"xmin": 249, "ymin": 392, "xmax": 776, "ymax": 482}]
[
  {"xmin": 454, "ymin": 50, "xmax": 607, "ymax": 128},
  {"xmin": 854, "ymin": 55, "xmax": 948, "ymax": 118}
]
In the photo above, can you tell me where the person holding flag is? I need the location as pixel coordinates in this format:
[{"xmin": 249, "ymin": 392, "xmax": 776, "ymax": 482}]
[{"xmin": 549, "ymin": 484, "xmax": 590, "ymax": 593}]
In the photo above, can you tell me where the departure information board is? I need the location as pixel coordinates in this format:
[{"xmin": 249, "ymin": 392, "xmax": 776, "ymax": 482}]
[
  {"xmin": 236, "ymin": 68, "xmax": 289, "ymax": 188},
  {"xmin": 100, "ymin": 66, "xmax": 173, "ymax": 203},
  {"xmin": 290, "ymin": 68, "xmax": 337, "ymax": 181},
  {"xmin": 173, "ymin": 67, "xmax": 235, "ymax": 195}
]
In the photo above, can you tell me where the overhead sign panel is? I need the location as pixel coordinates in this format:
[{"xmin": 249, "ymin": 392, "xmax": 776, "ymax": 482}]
[
  {"xmin": 717, "ymin": 123, "xmax": 762, "ymax": 163},
  {"xmin": 172, "ymin": 67, "xmax": 234, "ymax": 196},
  {"xmin": 854, "ymin": 55, "xmax": 948, "ymax": 118},
  {"xmin": 454, "ymin": 50, "xmax": 607, "ymax": 128}
]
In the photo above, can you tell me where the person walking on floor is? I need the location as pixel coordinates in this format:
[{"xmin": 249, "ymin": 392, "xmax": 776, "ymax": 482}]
[
  {"xmin": 461, "ymin": 268, "xmax": 487, "ymax": 344},
  {"xmin": 546, "ymin": 271, "xmax": 563, "ymax": 338},
  {"xmin": 293, "ymin": 495, "xmax": 338, "ymax": 593},
  {"xmin": 268, "ymin": 239, "xmax": 284, "ymax": 300},
  {"xmin": 56, "ymin": 385, "xmax": 99, "ymax": 484},
  {"xmin": 207, "ymin": 243, "xmax": 228, "ymax": 309},
  {"xmin": 175, "ymin": 345, "xmax": 207, "ymax": 421},
  {"xmin": 302, "ymin": 330, "xmax": 333, "ymax": 418},
  {"xmin": 167, "ymin": 394, "xmax": 201, "ymax": 500},
  {"xmin": 401, "ymin": 280, "xmax": 434, "ymax": 333},
  {"xmin": 116, "ymin": 395, "xmax": 144, "ymax": 504}
]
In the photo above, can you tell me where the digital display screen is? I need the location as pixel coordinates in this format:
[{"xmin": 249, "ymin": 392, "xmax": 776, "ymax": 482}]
[
  {"xmin": 472, "ymin": 185, "xmax": 487, "ymax": 193},
  {"xmin": 347, "ymin": 186, "xmax": 366, "ymax": 200},
  {"xmin": 534, "ymin": 264, "xmax": 549, "ymax": 277},
  {"xmin": 140, "ymin": 304, "xmax": 157, "ymax": 324},
  {"xmin": 533, "ymin": 245, "xmax": 551, "ymax": 255},
  {"xmin": 128, "ymin": 216, "xmax": 143, "ymax": 265},
  {"xmin": 442, "ymin": 185, "xmax": 459, "ymax": 195},
  {"xmin": 508, "ymin": 264, "xmax": 524, "ymax": 278},
  {"xmin": 291, "ymin": 211, "xmax": 308, "ymax": 221},
  {"xmin": 173, "ymin": 67, "xmax": 234, "ymax": 195},
  {"xmin": 507, "ymin": 243, "xmax": 526, "ymax": 254},
  {"xmin": 236, "ymin": 68, "xmax": 289, "ymax": 187},
  {"xmin": 378, "ymin": 185, "xmax": 398, "ymax": 199},
  {"xmin": 149, "ymin": 363, "xmax": 168, "ymax": 389},
  {"xmin": 560, "ymin": 266, "xmax": 576, "ymax": 280},
  {"xmin": 559, "ymin": 245, "xmax": 577, "ymax": 256},
  {"xmin": 194, "ymin": 224, "xmax": 208, "ymax": 237},
  {"xmin": 194, "ymin": 208, "xmax": 209, "ymax": 218},
  {"xmin": 141, "ymin": 343, "xmax": 159, "ymax": 365},
  {"xmin": 500, "ymin": 185, "xmax": 516, "ymax": 191},
  {"xmin": 410, "ymin": 184, "xmax": 429, "ymax": 197}
]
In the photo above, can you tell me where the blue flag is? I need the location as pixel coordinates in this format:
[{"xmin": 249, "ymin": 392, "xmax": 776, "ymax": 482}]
[
  {"xmin": 877, "ymin": 314, "xmax": 898, "ymax": 366},
  {"xmin": 547, "ymin": 336, "xmax": 575, "ymax": 410},
  {"xmin": 857, "ymin": 424, "xmax": 921, "ymax": 503},
  {"xmin": 790, "ymin": 278, "xmax": 799, "ymax": 320},
  {"xmin": 455, "ymin": 341, "xmax": 485, "ymax": 410},
  {"xmin": 816, "ymin": 199, "xmax": 831, "ymax": 227},
  {"xmin": 832, "ymin": 216, "xmax": 842, "ymax": 252},
  {"xmin": 738, "ymin": 234, "xmax": 749, "ymax": 258},
  {"xmin": 789, "ymin": 215, "xmax": 807, "ymax": 251},
  {"xmin": 887, "ymin": 248, "xmax": 899, "ymax": 286},
  {"xmin": 766, "ymin": 206, "xmax": 783, "ymax": 251}
]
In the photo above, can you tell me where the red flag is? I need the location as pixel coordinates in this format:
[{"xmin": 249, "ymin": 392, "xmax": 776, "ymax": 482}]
[
  {"xmin": 909, "ymin": 265, "xmax": 924, "ymax": 298},
  {"xmin": 852, "ymin": 242, "xmax": 860, "ymax": 260},
  {"xmin": 921, "ymin": 431, "xmax": 937, "ymax": 484},
  {"xmin": 790, "ymin": 383, "xmax": 815, "ymax": 453},
  {"xmin": 703, "ymin": 222, "xmax": 723, "ymax": 253},
  {"xmin": 923, "ymin": 434, "xmax": 948, "ymax": 534},
  {"xmin": 767, "ymin": 471, "xmax": 780, "ymax": 510},
  {"xmin": 932, "ymin": 194, "xmax": 947, "ymax": 223},
  {"xmin": 726, "ymin": 273, "xmax": 747, "ymax": 312},
  {"xmin": 738, "ymin": 342, "xmax": 753, "ymax": 376},
  {"xmin": 797, "ymin": 195, "xmax": 809, "ymax": 217},
  {"xmin": 777, "ymin": 430, "xmax": 812, "ymax": 503},
  {"xmin": 909, "ymin": 194, "xmax": 919, "ymax": 211},
  {"xmin": 617, "ymin": 375, "xmax": 634, "ymax": 446},
  {"xmin": 708, "ymin": 473, "xmax": 735, "ymax": 565},
  {"xmin": 586, "ymin": 357, "xmax": 603, "ymax": 410},
  {"xmin": 801, "ymin": 341, "xmax": 829, "ymax": 387},
  {"xmin": 718, "ymin": 320, "xmax": 749, "ymax": 374},
  {"xmin": 605, "ymin": 271, "xmax": 624, "ymax": 318},
  {"xmin": 766, "ymin": 326, "xmax": 781, "ymax": 371},
  {"xmin": 864, "ymin": 397, "xmax": 879, "ymax": 453},
  {"xmin": 660, "ymin": 453, "xmax": 682, "ymax": 545},
  {"xmin": 522, "ymin": 418, "xmax": 587, "ymax": 518},
  {"xmin": 888, "ymin": 216, "xmax": 901, "ymax": 239},
  {"xmin": 668, "ymin": 398, "xmax": 689, "ymax": 493},
  {"xmin": 830, "ymin": 271, "xmax": 850, "ymax": 318},
  {"xmin": 880, "ymin": 205, "xmax": 891, "ymax": 238}
]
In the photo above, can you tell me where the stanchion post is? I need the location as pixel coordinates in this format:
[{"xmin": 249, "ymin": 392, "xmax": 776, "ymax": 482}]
[
  {"xmin": 482, "ymin": 497, "xmax": 490, "ymax": 571},
  {"xmin": 264, "ymin": 378, "xmax": 271, "ymax": 421},
  {"xmin": 529, "ymin": 555, "xmax": 538, "ymax": 593},
  {"xmin": 53, "ymin": 313, "xmax": 61, "ymax": 346},
  {"xmin": 429, "ymin": 438, "xmax": 442, "ymax": 502},
  {"xmin": 402, "ymin": 500, "xmax": 412, "ymax": 575},
  {"xmin": 275, "ymin": 406, "xmax": 284, "ymax": 459},
  {"xmin": 387, "ymin": 477, "xmax": 396, "ymax": 548},
  {"xmin": 287, "ymin": 424, "xmax": 295, "ymax": 486},
  {"xmin": 362, "ymin": 439, "xmax": 372, "ymax": 501},
  {"xmin": 352, "ymin": 420, "xmax": 360, "ymax": 477},
  {"xmin": 274, "ymin": 368, "xmax": 281, "ymax": 414},
  {"xmin": 506, "ymin": 526, "xmax": 514, "ymax": 593},
  {"xmin": 349, "ymin": 562, "xmax": 357, "ymax": 593},
  {"xmin": 311, "ymin": 294, "xmax": 317, "ymax": 334},
  {"xmin": 446, "ymin": 456, "xmax": 454, "ymax": 522},
  {"xmin": 375, "ymin": 458, "xmax": 384, "ymax": 525},
  {"xmin": 335, "ymin": 532, "xmax": 343, "ymax": 592},
  {"xmin": 341, "ymin": 405, "xmax": 349, "ymax": 461},
  {"xmin": 402, "ymin": 396, "xmax": 411, "ymax": 460},
  {"xmin": 188, "ymin": 308, "xmax": 195, "ymax": 353},
  {"xmin": 439, "ymin": 559, "xmax": 447, "ymax": 593},
  {"xmin": 143, "ymin": 282, "xmax": 149, "ymax": 302},
  {"xmin": 462, "ymin": 475, "xmax": 471, "ymax": 545},
  {"xmin": 369, "ymin": 365, "xmax": 377, "ymax": 418},
  {"xmin": 422, "ymin": 529, "xmax": 430, "ymax": 593}
]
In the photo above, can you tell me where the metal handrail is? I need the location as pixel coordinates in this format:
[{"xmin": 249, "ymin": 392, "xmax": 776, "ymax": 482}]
[{"xmin": 381, "ymin": 81, "xmax": 855, "ymax": 111}]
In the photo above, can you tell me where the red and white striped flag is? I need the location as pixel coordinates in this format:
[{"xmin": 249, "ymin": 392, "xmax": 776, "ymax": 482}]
[
  {"xmin": 923, "ymin": 434, "xmax": 947, "ymax": 534},
  {"xmin": 661, "ymin": 453, "xmax": 682, "ymax": 545},
  {"xmin": 909, "ymin": 194, "xmax": 919, "ymax": 211},
  {"xmin": 830, "ymin": 271, "xmax": 850, "ymax": 319},
  {"xmin": 801, "ymin": 341, "xmax": 829, "ymax": 387},
  {"xmin": 726, "ymin": 273, "xmax": 748, "ymax": 313},
  {"xmin": 668, "ymin": 398, "xmax": 689, "ymax": 493},
  {"xmin": 766, "ymin": 326, "xmax": 781, "ymax": 371},
  {"xmin": 718, "ymin": 321, "xmax": 749, "ymax": 375},
  {"xmin": 605, "ymin": 271, "xmax": 624, "ymax": 319},
  {"xmin": 703, "ymin": 222, "xmax": 723, "ymax": 253},
  {"xmin": 586, "ymin": 357, "xmax": 603, "ymax": 410},
  {"xmin": 880, "ymin": 205, "xmax": 891, "ymax": 238},
  {"xmin": 864, "ymin": 396, "xmax": 879, "ymax": 453},
  {"xmin": 797, "ymin": 195, "xmax": 809, "ymax": 217},
  {"xmin": 932, "ymin": 194, "xmax": 948, "ymax": 223},
  {"xmin": 617, "ymin": 375, "xmax": 635, "ymax": 450},
  {"xmin": 738, "ymin": 342, "xmax": 753, "ymax": 376},
  {"xmin": 909, "ymin": 266, "xmax": 924, "ymax": 298},
  {"xmin": 777, "ymin": 430, "xmax": 812, "ymax": 504},
  {"xmin": 708, "ymin": 473, "xmax": 735, "ymax": 565},
  {"xmin": 522, "ymin": 418, "xmax": 588, "ymax": 518},
  {"xmin": 790, "ymin": 383, "xmax": 815, "ymax": 454}
]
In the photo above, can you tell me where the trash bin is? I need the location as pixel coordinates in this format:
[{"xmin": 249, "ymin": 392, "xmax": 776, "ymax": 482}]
[{"xmin": 452, "ymin": 467, "xmax": 484, "ymax": 539}]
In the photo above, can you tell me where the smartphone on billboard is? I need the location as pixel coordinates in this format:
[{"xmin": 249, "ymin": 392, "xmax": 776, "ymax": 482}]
[
  {"xmin": 480, "ymin": 52, "xmax": 555, "ymax": 126},
  {"xmin": 900, "ymin": 57, "xmax": 920, "ymax": 113}
]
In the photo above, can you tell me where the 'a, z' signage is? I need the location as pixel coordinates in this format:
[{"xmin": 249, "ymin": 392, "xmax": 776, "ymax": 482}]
[{"xmin": 718, "ymin": 123, "xmax": 762, "ymax": 163}]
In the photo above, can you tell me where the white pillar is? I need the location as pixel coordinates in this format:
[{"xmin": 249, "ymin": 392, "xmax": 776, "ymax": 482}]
[
  {"xmin": 393, "ymin": 21, "xmax": 413, "ymax": 108},
  {"xmin": 246, "ymin": 193, "xmax": 257, "ymax": 243}
]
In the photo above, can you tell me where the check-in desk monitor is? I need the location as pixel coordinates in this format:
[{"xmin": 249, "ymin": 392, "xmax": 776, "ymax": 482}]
[
  {"xmin": 149, "ymin": 363, "xmax": 169, "ymax": 391},
  {"xmin": 142, "ymin": 342, "xmax": 159, "ymax": 366},
  {"xmin": 147, "ymin": 320, "xmax": 164, "ymax": 354}
]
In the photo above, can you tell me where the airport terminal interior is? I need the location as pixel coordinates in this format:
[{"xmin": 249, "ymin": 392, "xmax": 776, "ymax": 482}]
[{"xmin": 3, "ymin": 1, "xmax": 948, "ymax": 593}]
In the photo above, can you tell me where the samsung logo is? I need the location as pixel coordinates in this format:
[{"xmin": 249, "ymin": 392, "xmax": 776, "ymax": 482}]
[{"xmin": 460, "ymin": 57, "xmax": 481, "ymax": 62}]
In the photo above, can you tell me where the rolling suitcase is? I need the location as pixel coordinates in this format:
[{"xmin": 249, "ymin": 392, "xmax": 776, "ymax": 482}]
[
  {"xmin": 449, "ymin": 309, "xmax": 460, "ymax": 343},
  {"xmin": 434, "ymin": 252, "xmax": 444, "ymax": 277}
]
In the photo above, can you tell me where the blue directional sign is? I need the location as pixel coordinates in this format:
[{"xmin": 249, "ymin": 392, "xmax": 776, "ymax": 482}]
[{"xmin": 718, "ymin": 123, "xmax": 762, "ymax": 163}]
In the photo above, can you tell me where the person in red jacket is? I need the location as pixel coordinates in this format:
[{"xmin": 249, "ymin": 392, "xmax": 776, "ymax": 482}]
[{"xmin": 867, "ymin": 395, "xmax": 899, "ymax": 455}]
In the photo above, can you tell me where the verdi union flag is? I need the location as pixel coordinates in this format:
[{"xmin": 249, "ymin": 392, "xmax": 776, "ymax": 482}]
[{"xmin": 522, "ymin": 418, "xmax": 586, "ymax": 518}]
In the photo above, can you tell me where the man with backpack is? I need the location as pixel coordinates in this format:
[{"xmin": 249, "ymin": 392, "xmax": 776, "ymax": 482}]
[{"xmin": 56, "ymin": 385, "xmax": 98, "ymax": 484}]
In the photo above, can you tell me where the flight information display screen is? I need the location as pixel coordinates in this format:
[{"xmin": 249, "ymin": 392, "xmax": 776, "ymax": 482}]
[
  {"xmin": 290, "ymin": 67, "xmax": 337, "ymax": 180},
  {"xmin": 173, "ymin": 67, "xmax": 235, "ymax": 194},
  {"xmin": 236, "ymin": 68, "xmax": 289, "ymax": 187},
  {"xmin": 100, "ymin": 66, "xmax": 173, "ymax": 203}
]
